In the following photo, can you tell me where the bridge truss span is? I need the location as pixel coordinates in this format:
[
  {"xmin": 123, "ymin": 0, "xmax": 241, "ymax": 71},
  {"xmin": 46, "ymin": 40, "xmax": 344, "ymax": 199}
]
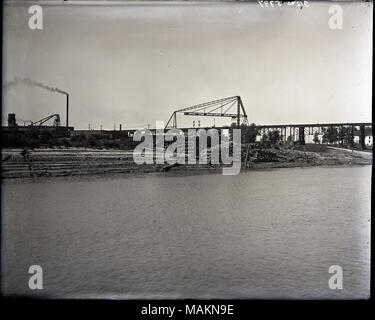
[{"xmin": 165, "ymin": 96, "xmax": 248, "ymax": 129}]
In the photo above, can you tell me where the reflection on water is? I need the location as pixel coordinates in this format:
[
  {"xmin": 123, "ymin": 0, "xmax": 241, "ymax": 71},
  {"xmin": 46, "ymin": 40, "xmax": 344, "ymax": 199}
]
[{"xmin": 1, "ymin": 167, "xmax": 371, "ymax": 299}]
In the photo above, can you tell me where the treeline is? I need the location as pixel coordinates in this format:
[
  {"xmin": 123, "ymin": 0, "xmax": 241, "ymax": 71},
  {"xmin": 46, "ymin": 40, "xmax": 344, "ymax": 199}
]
[
  {"xmin": 2, "ymin": 129, "xmax": 139, "ymax": 150},
  {"xmin": 3, "ymin": 125, "xmax": 367, "ymax": 150},
  {"xmin": 71, "ymin": 133, "xmax": 140, "ymax": 149},
  {"xmin": 257, "ymin": 126, "xmax": 364, "ymax": 147},
  {"xmin": 2, "ymin": 129, "xmax": 70, "ymax": 149}
]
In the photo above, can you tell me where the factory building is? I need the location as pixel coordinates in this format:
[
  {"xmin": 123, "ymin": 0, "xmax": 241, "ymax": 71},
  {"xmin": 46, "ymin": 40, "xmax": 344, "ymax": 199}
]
[{"xmin": 2, "ymin": 113, "xmax": 74, "ymax": 137}]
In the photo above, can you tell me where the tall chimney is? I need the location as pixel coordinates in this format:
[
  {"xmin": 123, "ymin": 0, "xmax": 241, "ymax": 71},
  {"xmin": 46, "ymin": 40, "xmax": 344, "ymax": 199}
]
[{"xmin": 66, "ymin": 94, "xmax": 69, "ymax": 127}]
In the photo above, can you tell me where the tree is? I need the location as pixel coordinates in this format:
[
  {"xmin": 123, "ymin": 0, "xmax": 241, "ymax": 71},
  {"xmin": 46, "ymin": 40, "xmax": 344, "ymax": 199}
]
[
  {"xmin": 88, "ymin": 135, "xmax": 99, "ymax": 147},
  {"xmin": 268, "ymin": 130, "xmax": 281, "ymax": 144},
  {"xmin": 241, "ymin": 123, "xmax": 258, "ymax": 143},
  {"xmin": 323, "ymin": 127, "xmax": 339, "ymax": 144},
  {"xmin": 313, "ymin": 132, "xmax": 320, "ymax": 144},
  {"xmin": 341, "ymin": 127, "xmax": 354, "ymax": 148}
]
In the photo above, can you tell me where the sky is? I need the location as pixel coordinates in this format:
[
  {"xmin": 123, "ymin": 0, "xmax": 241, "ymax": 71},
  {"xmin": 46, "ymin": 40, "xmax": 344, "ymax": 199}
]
[{"xmin": 2, "ymin": 1, "xmax": 373, "ymax": 129}]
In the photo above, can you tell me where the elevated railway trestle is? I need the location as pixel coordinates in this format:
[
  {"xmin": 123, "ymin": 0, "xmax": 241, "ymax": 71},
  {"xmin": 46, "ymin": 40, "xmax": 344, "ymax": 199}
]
[{"xmin": 256, "ymin": 123, "xmax": 372, "ymax": 148}]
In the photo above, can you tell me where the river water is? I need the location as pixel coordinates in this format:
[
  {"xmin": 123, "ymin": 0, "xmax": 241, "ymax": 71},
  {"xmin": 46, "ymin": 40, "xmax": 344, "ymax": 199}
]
[{"xmin": 1, "ymin": 166, "xmax": 371, "ymax": 299}]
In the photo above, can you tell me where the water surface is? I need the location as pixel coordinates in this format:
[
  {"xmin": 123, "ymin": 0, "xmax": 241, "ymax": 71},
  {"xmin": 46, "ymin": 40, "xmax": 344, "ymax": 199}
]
[{"xmin": 1, "ymin": 167, "xmax": 371, "ymax": 299}]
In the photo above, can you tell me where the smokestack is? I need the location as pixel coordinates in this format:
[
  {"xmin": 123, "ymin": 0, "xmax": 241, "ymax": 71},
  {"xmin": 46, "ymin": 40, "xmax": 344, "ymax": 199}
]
[
  {"xmin": 66, "ymin": 94, "xmax": 69, "ymax": 127},
  {"xmin": 119, "ymin": 124, "xmax": 122, "ymax": 131}
]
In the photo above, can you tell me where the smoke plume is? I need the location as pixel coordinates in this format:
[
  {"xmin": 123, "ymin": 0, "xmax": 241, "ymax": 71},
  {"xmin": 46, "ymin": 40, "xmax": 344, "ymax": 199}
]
[{"xmin": 4, "ymin": 77, "xmax": 68, "ymax": 95}]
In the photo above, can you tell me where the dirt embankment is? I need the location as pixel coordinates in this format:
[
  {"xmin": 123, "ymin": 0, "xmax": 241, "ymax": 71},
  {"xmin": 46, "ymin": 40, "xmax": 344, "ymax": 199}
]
[
  {"xmin": 1, "ymin": 144, "xmax": 372, "ymax": 179},
  {"xmin": 244, "ymin": 144, "xmax": 372, "ymax": 170},
  {"xmin": 1, "ymin": 148, "xmax": 218, "ymax": 179}
]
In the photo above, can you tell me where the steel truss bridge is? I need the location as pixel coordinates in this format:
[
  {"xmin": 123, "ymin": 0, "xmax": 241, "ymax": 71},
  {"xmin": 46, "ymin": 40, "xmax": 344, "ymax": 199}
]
[
  {"xmin": 165, "ymin": 96, "xmax": 248, "ymax": 128},
  {"xmin": 164, "ymin": 96, "xmax": 372, "ymax": 149}
]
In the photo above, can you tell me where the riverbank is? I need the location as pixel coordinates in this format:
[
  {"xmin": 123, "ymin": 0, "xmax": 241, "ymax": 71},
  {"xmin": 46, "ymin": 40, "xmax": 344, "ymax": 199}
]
[{"xmin": 1, "ymin": 145, "xmax": 372, "ymax": 179}]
